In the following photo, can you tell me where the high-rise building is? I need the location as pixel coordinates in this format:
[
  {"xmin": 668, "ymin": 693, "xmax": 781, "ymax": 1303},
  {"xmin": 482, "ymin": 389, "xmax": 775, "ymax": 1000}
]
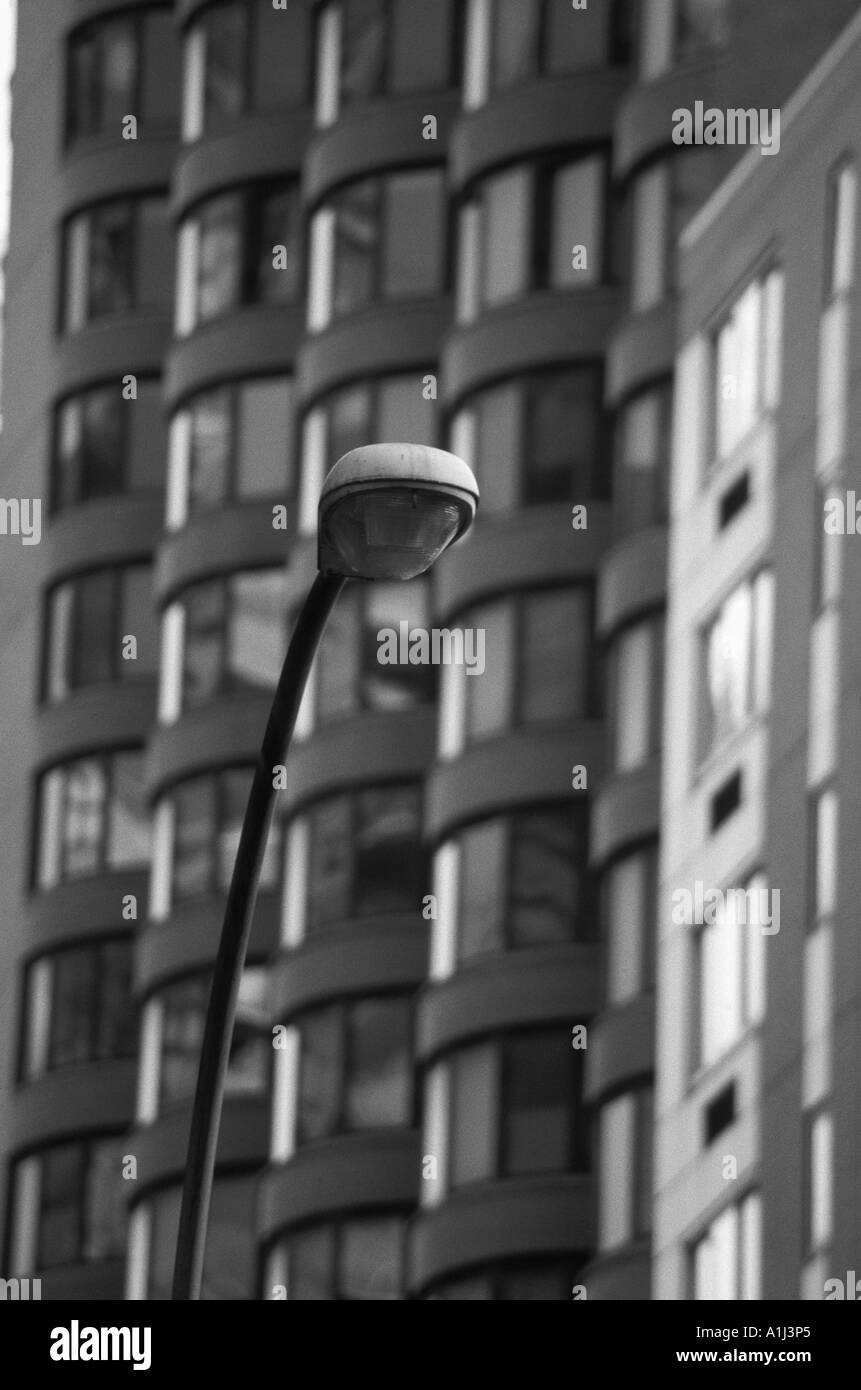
[{"xmin": 0, "ymin": 0, "xmax": 857, "ymax": 1303}]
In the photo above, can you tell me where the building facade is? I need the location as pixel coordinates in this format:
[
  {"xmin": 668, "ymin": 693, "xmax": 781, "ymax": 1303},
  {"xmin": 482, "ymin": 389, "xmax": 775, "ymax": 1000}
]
[{"xmin": 0, "ymin": 0, "xmax": 858, "ymax": 1302}]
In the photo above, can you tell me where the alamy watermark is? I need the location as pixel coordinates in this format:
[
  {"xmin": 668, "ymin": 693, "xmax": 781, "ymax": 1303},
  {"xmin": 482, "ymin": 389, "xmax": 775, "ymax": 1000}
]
[
  {"xmin": 0, "ymin": 498, "xmax": 40, "ymax": 545},
  {"xmin": 672, "ymin": 102, "xmax": 781, "ymax": 156},
  {"xmin": 377, "ymin": 622, "xmax": 485, "ymax": 676},
  {"xmin": 672, "ymin": 880, "xmax": 780, "ymax": 934}
]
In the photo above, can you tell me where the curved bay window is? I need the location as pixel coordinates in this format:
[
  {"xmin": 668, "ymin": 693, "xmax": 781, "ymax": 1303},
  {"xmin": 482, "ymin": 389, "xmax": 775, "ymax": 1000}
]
[
  {"xmin": 61, "ymin": 195, "xmax": 174, "ymax": 333},
  {"xmin": 144, "ymin": 1174, "xmax": 258, "ymax": 1298},
  {"xmin": 8, "ymin": 1137, "xmax": 127, "ymax": 1273},
  {"xmin": 267, "ymin": 1213, "xmax": 407, "ymax": 1300},
  {"xmin": 166, "ymin": 767, "xmax": 283, "ymax": 905},
  {"xmin": 314, "ymin": 577, "xmax": 433, "ymax": 725},
  {"xmin": 182, "ymin": 0, "xmax": 312, "ymax": 141},
  {"xmin": 66, "ymin": 5, "xmax": 180, "ymax": 147},
  {"xmin": 173, "ymin": 567, "xmax": 290, "ymax": 712},
  {"xmin": 302, "ymin": 784, "xmax": 426, "ymax": 935},
  {"xmin": 52, "ymin": 380, "xmax": 168, "ymax": 513},
  {"xmin": 176, "ymin": 182, "xmax": 301, "ymax": 335},
  {"xmin": 451, "ymin": 803, "xmax": 597, "ymax": 964},
  {"xmin": 294, "ymin": 995, "xmax": 414, "ymax": 1147},
  {"xmin": 20, "ymin": 938, "xmax": 137, "ymax": 1080},
  {"xmin": 319, "ymin": 0, "xmax": 461, "ymax": 120},
  {"xmin": 34, "ymin": 750, "xmax": 149, "ymax": 892},
  {"xmin": 455, "ymin": 366, "xmax": 610, "ymax": 511},
  {"xmin": 155, "ymin": 967, "xmax": 269, "ymax": 1111},
  {"xmin": 167, "ymin": 376, "xmax": 296, "ymax": 529},
  {"xmin": 486, "ymin": 0, "xmax": 631, "ymax": 93},
  {"xmin": 43, "ymin": 565, "xmax": 158, "ymax": 702}
]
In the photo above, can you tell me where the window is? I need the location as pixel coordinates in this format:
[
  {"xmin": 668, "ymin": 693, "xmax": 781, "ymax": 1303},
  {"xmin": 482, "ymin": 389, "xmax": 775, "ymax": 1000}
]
[
  {"xmin": 334, "ymin": 0, "xmax": 459, "ymax": 109},
  {"xmin": 169, "ymin": 376, "xmax": 296, "ymax": 527},
  {"xmin": 182, "ymin": 0, "xmax": 311, "ymax": 141},
  {"xmin": 314, "ymin": 373, "xmax": 438, "ymax": 480},
  {"xmin": 295, "ymin": 995, "xmax": 413, "ymax": 1146},
  {"xmin": 304, "ymin": 785, "xmax": 425, "ymax": 933},
  {"xmin": 52, "ymin": 380, "xmax": 167, "ymax": 512},
  {"xmin": 824, "ymin": 161, "xmax": 856, "ymax": 301},
  {"xmin": 11, "ymin": 1136, "xmax": 127, "ymax": 1271},
  {"xmin": 613, "ymin": 382, "xmax": 671, "ymax": 534},
  {"xmin": 147, "ymin": 1176, "xmax": 257, "ymax": 1298},
  {"xmin": 66, "ymin": 6, "xmax": 180, "ymax": 146},
  {"xmin": 803, "ymin": 1109, "xmax": 833, "ymax": 1255},
  {"xmin": 445, "ymin": 1028, "xmax": 588, "ymax": 1190},
  {"xmin": 179, "ymin": 182, "xmax": 301, "ymax": 333},
  {"xmin": 696, "ymin": 872, "xmax": 768, "ymax": 1068},
  {"xmin": 62, "ymin": 196, "xmax": 174, "ymax": 332},
  {"xmin": 460, "ymin": 588, "xmax": 598, "ymax": 742},
  {"xmin": 701, "ymin": 572, "xmax": 773, "ymax": 760},
  {"xmin": 603, "ymin": 846, "xmax": 657, "ymax": 1005},
  {"xmin": 638, "ymin": 0, "xmax": 729, "ymax": 79},
  {"xmin": 179, "ymin": 568, "xmax": 289, "ymax": 711},
  {"xmin": 629, "ymin": 152, "xmax": 720, "ymax": 313},
  {"xmin": 465, "ymin": 366, "xmax": 610, "ymax": 512},
  {"xmin": 322, "ymin": 169, "xmax": 447, "ymax": 325},
  {"xmin": 272, "ymin": 1214, "xmax": 406, "ymax": 1300},
  {"xmin": 158, "ymin": 967, "xmax": 268, "ymax": 1110},
  {"xmin": 598, "ymin": 1089, "xmax": 653, "ymax": 1251},
  {"xmin": 712, "ymin": 267, "xmax": 783, "ymax": 461},
  {"xmin": 43, "ymin": 566, "xmax": 158, "ymax": 701},
  {"xmin": 428, "ymin": 1259, "xmax": 586, "ymax": 1300},
  {"xmin": 611, "ymin": 617, "xmax": 664, "ymax": 772},
  {"xmin": 21, "ymin": 939, "xmax": 137, "ymax": 1079},
  {"xmin": 455, "ymin": 805, "xmax": 596, "ymax": 964},
  {"xmin": 168, "ymin": 768, "xmax": 283, "ymax": 904},
  {"xmin": 463, "ymin": 154, "xmax": 607, "ymax": 317},
  {"xmin": 692, "ymin": 1191, "xmax": 761, "ymax": 1300},
  {"xmin": 488, "ymin": 0, "xmax": 628, "ymax": 91},
  {"xmin": 315, "ymin": 576, "xmax": 433, "ymax": 724},
  {"xmin": 34, "ymin": 750, "xmax": 149, "ymax": 891}
]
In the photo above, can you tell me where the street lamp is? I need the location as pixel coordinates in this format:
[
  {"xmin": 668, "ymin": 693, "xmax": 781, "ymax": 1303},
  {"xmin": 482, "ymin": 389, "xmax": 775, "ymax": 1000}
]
[{"xmin": 172, "ymin": 444, "xmax": 478, "ymax": 1300}]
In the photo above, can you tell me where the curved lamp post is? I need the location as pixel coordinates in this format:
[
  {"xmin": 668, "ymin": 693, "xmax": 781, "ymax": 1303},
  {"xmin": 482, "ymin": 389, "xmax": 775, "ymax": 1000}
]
[{"xmin": 172, "ymin": 443, "xmax": 478, "ymax": 1300}]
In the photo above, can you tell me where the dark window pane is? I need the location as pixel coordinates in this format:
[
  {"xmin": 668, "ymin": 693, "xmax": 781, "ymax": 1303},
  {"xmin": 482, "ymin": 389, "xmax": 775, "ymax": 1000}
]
[
  {"xmin": 107, "ymin": 751, "xmax": 149, "ymax": 868},
  {"xmin": 474, "ymin": 384, "xmax": 521, "ymax": 512},
  {"xmin": 72, "ymin": 571, "xmax": 115, "ymax": 688},
  {"xmin": 63, "ymin": 759, "xmax": 107, "ymax": 878},
  {"xmin": 128, "ymin": 380, "xmax": 168, "ymax": 493},
  {"xmin": 526, "ymin": 370, "xmax": 605, "ymax": 503},
  {"xmin": 333, "ymin": 180, "xmax": 379, "ymax": 318},
  {"xmin": 355, "ymin": 786, "xmax": 422, "ymax": 915},
  {"xmin": 307, "ymin": 796, "xmax": 352, "ymax": 929},
  {"xmin": 120, "ymin": 567, "xmax": 158, "ymax": 680},
  {"xmin": 519, "ymin": 589, "xmax": 590, "ymax": 722},
  {"xmin": 316, "ymin": 586, "xmax": 360, "ymax": 722},
  {"xmin": 83, "ymin": 1135, "xmax": 127, "ymax": 1260},
  {"xmin": 382, "ymin": 171, "xmax": 445, "ymax": 299},
  {"xmin": 509, "ymin": 809, "xmax": 590, "ymax": 947},
  {"xmin": 136, "ymin": 198, "xmax": 175, "ymax": 312},
  {"xmin": 200, "ymin": 1177, "xmax": 257, "ymax": 1299},
  {"xmin": 96, "ymin": 939, "xmax": 137, "ymax": 1062},
  {"xmin": 360, "ymin": 580, "xmax": 432, "ymax": 711},
  {"xmin": 98, "ymin": 19, "xmax": 137, "ymax": 130},
  {"xmin": 503, "ymin": 1033, "xmax": 582, "ymax": 1176},
  {"xmin": 390, "ymin": 0, "xmax": 453, "ymax": 94},
  {"xmin": 341, "ymin": 0, "xmax": 386, "ymax": 103},
  {"xmin": 458, "ymin": 820, "xmax": 507, "ymax": 961},
  {"xmin": 203, "ymin": 3, "xmax": 247, "ymax": 130},
  {"xmin": 237, "ymin": 378, "xmax": 295, "ymax": 498},
  {"xmin": 50, "ymin": 948, "xmax": 96, "ymax": 1067},
  {"xmin": 142, "ymin": 9, "xmax": 180, "ymax": 124},
  {"xmin": 339, "ymin": 1217, "xmax": 403, "ymax": 1300},
  {"xmin": 173, "ymin": 779, "xmax": 216, "ymax": 900},
  {"xmin": 255, "ymin": 186, "xmax": 300, "ymax": 304},
  {"xmin": 183, "ymin": 582, "xmax": 227, "ymax": 708},
  {"xmin": 160, "ymin": 976, "xmax": 208, "ymax": 1106},
  {"xmin": 377, "ymin": 375, "xmax": 436, "ymax": 446},
  {"xmin": 328, "ymin": 384, "xmax": 371, "ymax": 463},
  {"xmin": 147, "ymin": 1187, "xmax": 182, "ymax": 1298},
  {"xmin": 544, "ymin": 0, "xmax": 608, "ymax": 73},
  {"xmin": 81, "ymin": 388, "xmax": 125, "ymax": 500},
  {"xmin": 491, "ymin": 0, "xmax": 540, "ymax": 88},
  {"xmin": 297, "ymin": 1007, "xmax": 342, "ymax": 1144},
  {"xmin": 88, "ymin": 202, "xmax": 134, "ymax": 318},
  {"xmin": 188, "ymin": 387, "xmax": 232, "ymax": 511},
  {"xmin": 254, "ymin": 0, "xmax": 309, "ymax": 109},
  {"xmin": 227, "ymin": 969, "xmax": 269, "ymax": 1098},
  {"xmin": 67, "ymin": 31, "xmax": 101, "ymax": 141},
  {"xmin": 449, "ymin": 1044, "xmax": 497, "ymax": 1187},
  {"xmin": 196, "ymin": 194, "xmax": 243, "ymax": 322},
  {"xmin": 345, "ymin": 998, "xmax": 412, "ymax": 1129},
  {"xmin": 288, "ymin": 1225, "xmax": 335, "ymax": 1300},
  {"xmin": 38, "ymin": 1144, "xmax": 86, "ymax": 1268}
]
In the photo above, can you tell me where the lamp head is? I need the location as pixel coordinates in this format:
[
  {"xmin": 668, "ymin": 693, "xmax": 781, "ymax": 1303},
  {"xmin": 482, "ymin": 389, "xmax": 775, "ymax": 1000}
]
[{"xmin": 317, "ymin": 443, "xmax": 479, "ymax": 581}]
